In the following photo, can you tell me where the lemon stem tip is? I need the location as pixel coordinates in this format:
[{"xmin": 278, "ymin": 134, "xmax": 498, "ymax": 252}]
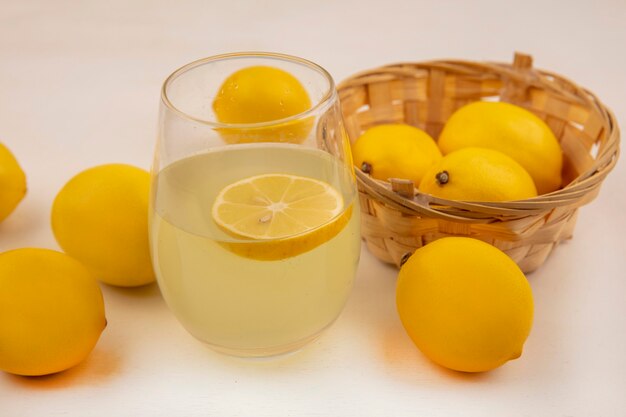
[{"xmin": 435, "ymin": 170, "xmax": 449, "ymax": 186}]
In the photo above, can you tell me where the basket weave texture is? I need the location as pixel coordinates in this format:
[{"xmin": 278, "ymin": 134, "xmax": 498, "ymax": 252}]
[{"xmin": 338, "ymin": 53, "xmax": 620, "ymax": 273}]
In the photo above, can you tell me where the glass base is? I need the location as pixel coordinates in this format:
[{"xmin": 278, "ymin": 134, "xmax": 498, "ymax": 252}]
[{"xmin": 202, "ymin": 329, "xmax": 326, "ymax": 359}]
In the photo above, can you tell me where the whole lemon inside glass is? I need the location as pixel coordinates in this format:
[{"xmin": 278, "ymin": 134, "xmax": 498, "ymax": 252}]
[
  {"xmin": 419, "ymin": 147, "xmax": 537, "ymax": 201},
  {"xmin": 351, "ymin": 124, "xmax": 442, "ymax": 184},
  {"xmin": 438, "ymin": 101, "xmax": 563, "ymax": 194},
  {"xmin": 51, "ymin": 164, "xmax": 154, "ymax": 287},
  {"xmin": 212, "ymin": 66, "xmax": 313, "ymax": 143},
  {"xmin": 396, "ymin": 237, "xmax": 534, "ymax": 373},
  {"xmin": 0, "ymin": 248, "xmax": 106, "ymax": 376},
  {"xmin": 0, "ymin": 142, "xmax": 27, "ymax": 222}
]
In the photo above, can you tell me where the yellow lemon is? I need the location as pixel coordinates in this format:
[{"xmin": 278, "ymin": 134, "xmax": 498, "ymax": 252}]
[
  {"xmin": 51, "ymin": 164, "xmax": 155, "ymax": 287},
  {"xmin": 351, "ymin": 124, "xmax": 442, "ymax": 185},
  {"xmin": 0, "ymin": 248, "xmax": 106, "ymax": 376},
  {"xmin": 438, "ymin": 101, "xmax": 563, "ymax": 194},
  {"xmin": 396, "ymin": 237, "xmax": 533, "ymax": 372},
  {"xmin": 213, "ymin": 66, "xmax": 313, "ymax": 143},
  {"xmin": 0, "ymin": 143, "xmax": 27, "ymax": 222},
  {"xmin": 212, "ymin": 173, "xmax": 351, "ymax": 260},
  {"xmin": 419, "ymin": 147, "xmax": 537, "ymax": 201}
]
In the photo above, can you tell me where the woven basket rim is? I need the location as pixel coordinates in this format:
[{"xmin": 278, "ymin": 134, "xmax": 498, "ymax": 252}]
[{"xmin": 338, "ymin": 55, "xmax": 620, "ymax": 218}]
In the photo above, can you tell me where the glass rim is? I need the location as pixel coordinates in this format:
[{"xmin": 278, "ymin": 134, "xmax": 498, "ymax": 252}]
[{"xmin": 161, "ymin": 51, "xmax": 337, "ymax": 129}]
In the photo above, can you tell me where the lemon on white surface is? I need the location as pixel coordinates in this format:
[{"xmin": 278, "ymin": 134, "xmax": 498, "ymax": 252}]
[
  {"xmin": 0, "ymin": 143, "xmax": 27, "ymax": 222},
  {"xmin": 51, "ymin": 164, "xmax": 155, "ymax": 287},
  {"xmin": 0, "ymin": 248, "xmax": 106, "ymax": 376}
]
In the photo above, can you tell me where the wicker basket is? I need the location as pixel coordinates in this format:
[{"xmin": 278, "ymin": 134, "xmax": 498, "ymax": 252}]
[{"xmin": 337, "ymin": 53, "xmax": 620, "ymax": 273}]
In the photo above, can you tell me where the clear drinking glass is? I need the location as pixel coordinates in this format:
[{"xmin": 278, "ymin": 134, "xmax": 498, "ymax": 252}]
[{"xmin": 150, "ymin": 52, "xmax": 361, "ymax": 357}]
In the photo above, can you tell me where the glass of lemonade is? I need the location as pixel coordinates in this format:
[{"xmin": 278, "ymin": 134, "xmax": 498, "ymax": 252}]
[{"xmin": 150, "ymin": 52, "xmax": 361, "ymax": 357}]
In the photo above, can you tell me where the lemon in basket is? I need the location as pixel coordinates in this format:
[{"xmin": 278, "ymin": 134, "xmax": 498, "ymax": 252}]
[
  {"xmin": 396, "ymin": 237, "xmax": 534, "ymax": 372},
  {"xmin": 351, "ymin": 124, "xmax": 442, "ymax": 184},
  {"xmin": 212, "ymin": 66, "xmax": 313, "ymax": 143},
  {"xmin": 0, "ymin": 248, "xmax": 106, "ymax": 376},
  {"xmin": 438, "ymin": 101, "xmax": 563, "ymax": 194},
  {"xmin": 212, "ymin": 173, "xmax": 351, "ymax": 260},
  {"xmin": 0, "ymin": 142, "xmax": 27, "ymax": 222},
  {"xmin": 419, "ymin": 147, "xmax": 537, "ymax": 201}
]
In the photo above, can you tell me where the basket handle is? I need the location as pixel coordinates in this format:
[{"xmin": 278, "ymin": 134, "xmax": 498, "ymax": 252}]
[{"xmin": 500, "ymin": 52, "xmax": 534, "ymax": 104}]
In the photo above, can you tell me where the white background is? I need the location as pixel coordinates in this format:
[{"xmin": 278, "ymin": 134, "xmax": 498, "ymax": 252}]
[{"xmin": 1, "ymin": 1, "xmax": 625, "ymax": 416}]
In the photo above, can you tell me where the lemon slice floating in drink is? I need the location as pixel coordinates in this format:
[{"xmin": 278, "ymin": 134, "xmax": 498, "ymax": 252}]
[{"xmin": 212, "ymin": 173, "xmax": 352, "ymax": 260}]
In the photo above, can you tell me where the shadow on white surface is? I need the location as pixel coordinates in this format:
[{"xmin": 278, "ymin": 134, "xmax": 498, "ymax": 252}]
[
  {"xmin": 2, "ymin": 346, "xmax": 123, "ymax": 390},
  {"xmin": 103, "ymin": 281, "xmax": 162, "ymax": 299},
  {"xmin": 378, "ymin": 322, "xmax": 499, "ymax": 384}
]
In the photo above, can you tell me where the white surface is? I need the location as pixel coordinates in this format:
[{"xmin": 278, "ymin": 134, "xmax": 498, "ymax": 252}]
[{"xmin": 1, "ymin": 1, "xmax": 625, "ymax": 416}]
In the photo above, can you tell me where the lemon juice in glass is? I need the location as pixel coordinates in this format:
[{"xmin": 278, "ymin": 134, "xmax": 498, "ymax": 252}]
[{"xmin": 150, "ymin": 53, "xmax": 360, "ymax": 357}]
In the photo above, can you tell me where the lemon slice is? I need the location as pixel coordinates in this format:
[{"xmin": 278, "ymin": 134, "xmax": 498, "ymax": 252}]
[{"xmin": 212, "ymin": 174, "xmax": 352, "ymax": 260}]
